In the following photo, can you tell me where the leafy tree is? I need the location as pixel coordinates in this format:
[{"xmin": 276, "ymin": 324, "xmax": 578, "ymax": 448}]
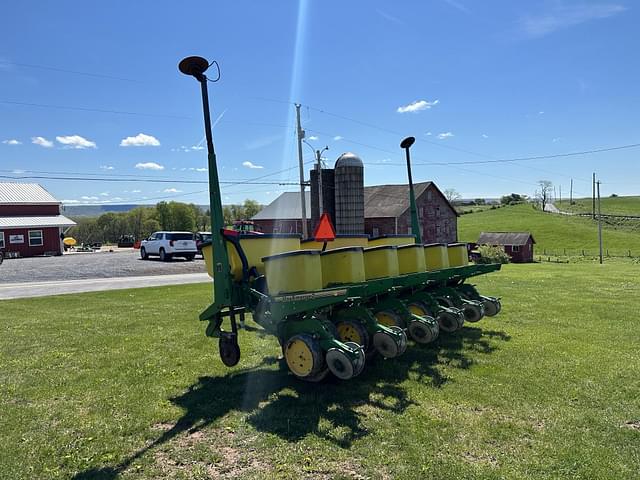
[
  {"xmin": 168, "ymin": 202, "xmax": 197, "ymax": 231},
  {"xmin": 243, "ymin": 199, "xmax": 261, "ymax": 219},
  {"xmin": 476, "ymin": 245, "xmax": 510, "ymax": 264},
  {"xmin": 223, "ymin": 206, "xmax": 234, "ymax": 226},
  {"xmin": 500, "ymin": 193, "xmax": 526, "ymax": 205},
  {"xmin": 474, "ymin": 198, "xmax": 486, "ymax": 205}
]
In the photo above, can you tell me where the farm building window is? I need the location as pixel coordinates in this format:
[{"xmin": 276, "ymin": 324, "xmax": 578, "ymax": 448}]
[
  {"xmin": 0, "ymin": 231, "xmax": 4, "ymax": 248},
  {"xmin": 372, "ymin": 227, "xmax": 379, "ymax": 237},
  {"xmin": 512, "ymin": 245, "xmax": 520, "ymax": 252},
  {"xmin": 29, "ymin": 230, "xmax": 43, "ymax": 246},
  {"xmin": 427, "ymin": 191, "xmax": 432, "ymax": 200}
]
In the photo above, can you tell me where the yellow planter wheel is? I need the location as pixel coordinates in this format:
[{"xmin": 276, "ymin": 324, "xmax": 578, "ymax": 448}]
[
  {"xmin": 407, "ymin": 302, "xmax": 430, "ymax": 317},
  {"xmin": 336, "ymin": 320, "xmax": 370, "ymax": 349},
  {"xmin": 375, "ymin": 310, "xmax": 404, "ymax": 328},
  {"xmin": 284, "ymin": 334, "xmax": 324, "ymax": 379}
]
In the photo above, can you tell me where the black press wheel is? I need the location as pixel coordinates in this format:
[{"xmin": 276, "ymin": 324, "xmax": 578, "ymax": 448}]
[
  {"xmin": 463, "ymin": 303, "xmax": 483, "ymax": 323},
  {"xmin": 219, "ymin": 333, "xmax": 241, "ymax": 367},
  {"xmin": 437, "ymin": 311, "xmax": 461, "ymax": 333}
]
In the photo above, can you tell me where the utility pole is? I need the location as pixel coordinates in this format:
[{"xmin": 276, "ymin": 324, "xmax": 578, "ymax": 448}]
[
  {"xmin": 295, "ymin": 103, "xmax": 308, "ymax": 238},
  {"xmin": 316, "ymin": 146, "xmax": 328, "ymax": 215},
  {"xmin": 592, "ymin": 172, "xmax": 596, "ymax": 219},
  {"xmin": 597, "ymin": 180, "xmax": 603, "ymax": 264},
  {"xmin": 570, "ymin": 178, "xmax": 573, "ymax": 205},
  {"xmin": 559, "ymin": 185, "xmax": 562, "ymax": 208}
]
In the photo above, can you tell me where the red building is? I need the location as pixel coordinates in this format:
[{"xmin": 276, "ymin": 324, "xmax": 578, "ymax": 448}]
[
  {"xmin": 477, "ymin": 232, "xmax": 536, "ymax": 263},
  {"xmin": 363, "ymin": 182, "xmax": 458, "ymax": 243},
  {"xmin": 252, "ymin": 182, "xmax": 458, "ymax": 243},
  {"xmin": 0, "ymin": 183, "xmax": 76, "ymax": 258}
]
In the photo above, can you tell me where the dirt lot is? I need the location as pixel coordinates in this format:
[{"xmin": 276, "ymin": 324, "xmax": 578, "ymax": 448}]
[{"xmin": 0, "ymin": 249, "xmax": 206, "ymax": 283}]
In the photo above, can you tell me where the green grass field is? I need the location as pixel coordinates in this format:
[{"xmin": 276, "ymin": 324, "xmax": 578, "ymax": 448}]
[
  {"xmin": 458, "ymin": 203, "xmax": 640, "ymax": 256},
  {"xmin": 2, "ymin": 263, "xmax": 639, "ymax": 479},
  {"xmin": 557, "ymin": 196, "xmax": 640, "ymax": 216}
]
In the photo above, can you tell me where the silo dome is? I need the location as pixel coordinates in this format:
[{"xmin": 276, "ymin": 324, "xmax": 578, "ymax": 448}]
[
  {"xmin": 334, "ymin": 152, "xmax": 364, "ymax": 234},
  {"xmin": 335, "ymin": 152, "xmax": 363, "ymax": 169}
]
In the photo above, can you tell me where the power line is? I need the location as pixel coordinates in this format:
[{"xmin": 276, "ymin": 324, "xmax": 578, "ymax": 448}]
[
  {"xmin": 0, "ymin": 174, "xmax": 299, "ymax": 186},
  {"xmin": 0, "ymin": 100, "xmax": 192, "ymax": 119},
  {"xmin": 0, "ymin": 60, "xmax": 141, "ymax": 83}
]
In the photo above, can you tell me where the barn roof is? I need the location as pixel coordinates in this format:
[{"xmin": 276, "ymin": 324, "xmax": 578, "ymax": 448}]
[
  {"xmin": 0, "ymin": 183, "xmax": 60, "ymax": 205},
  {"xmin": 364, "ymin": 181, "xmax": 457, "ymax": 218},
  {"xmin": 477, "ymin": 232, "xmax": 536, "ymax": 246},
  {"xmin": 253, "ymin": 181, "xmax": 457, "ymax": 220},
  {"xmin": 252, "ymin": 191, "xmax": 311, "ymax": 220},
  {"xmin": 0, "ymin": 215, "xmax": 76, "ymax": 229}
]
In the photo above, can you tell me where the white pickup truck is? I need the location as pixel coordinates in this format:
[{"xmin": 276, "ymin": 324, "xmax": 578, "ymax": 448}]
[{"xmin": 140, "ymin": 231, "xmax": 197, "ymax": 261}]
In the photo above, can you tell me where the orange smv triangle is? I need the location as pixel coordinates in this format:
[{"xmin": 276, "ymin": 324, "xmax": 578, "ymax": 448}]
[{"xmin": 313, "ymin": 213, "xmax": 336, "ymax": 241}]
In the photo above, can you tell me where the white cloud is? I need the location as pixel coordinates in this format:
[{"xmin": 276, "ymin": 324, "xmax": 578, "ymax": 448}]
[
  {"xmin": 539, "ymin": 111, "xmax": 545, "ymax": 115},
  {"xmin": 56, "ymin": 135, "xmax": 96, "ymax": 149},
  {"xmin": 12, "ymin": 169, "xmax": 25, "ymax": 174},
  {"xmin": 195, "ymin": 167, "xmax": 207, "ymax": 172},
  {"xmin": 190, "ymin": 145, "xmax": 205, "ymax": 151},
  {"xmin": 426, "ymin": 132, "xmax": 432, "ymax": 136},
  {"xmin": 81, "ymin": 196, "xmax": 99, "ymax": 201},
  {"xmin": 100, "ymin": 165, "xmax": 115, "ymax": 170},
  {"xmin": 2, "ymin": 139, "xmax": 21, "ymax": 145},
  {"xmin": 135, "ymin": 162, "xmax": 164, "ymax": 170},
  {"xmin": 32, "ymin": 136, "xmax": 54, "ymax": 148},
  {"xmin": 482, "ymin": 134, "xmax": 489, "ymax": 138},
  {"xmin": 120, "ymin": 133, "xmax": 160, "ymax": 147},
  {"xmin": 100, "ymin": 192, "xmax": 109, "ymax": 197},
  {"xmin": 397, "ymin": 99, "xmax": 439, "ymax": 113},
  {"xmin": 61, "ymin": 199, "xmax": 81, "ymax": 204},
  {"xmin": 242, "ymin": 161, "xmax": 264, "ymax": 169},
  {"xmin": 308, "ymin": 135, "xmax": 319, "ymax": 141},
  {"xmin": 163, "ymin": 188, "xmax": 182, "ymax": 193},
  {"xmin": 552, "ymin": 137, "xmax": 561, "ymax": 143},
  {"xmin": 520, "ymin": 4, "xmax": 626, "ymax": 38},
  {"xmin": 333, "ymin": 135, "xmax": 343, "ymax": 141},
  {"xmin": 437, "ymin": 132, "xmax": 454, "ymax": 139},
  {"xmin": 131, "ymin": 189, "xmax": 142, "ymax": 193},
  {"xmin": 111, "ymin": 197, "xmax": 124, "ymax": 201}
]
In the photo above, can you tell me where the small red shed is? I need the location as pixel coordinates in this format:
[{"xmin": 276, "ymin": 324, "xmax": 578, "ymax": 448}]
[
  {"xmin": 477, "ymin": 232, "xmax": 536, "ymax": 263},
  {"xmin": 0, "ymin": 183, "xmax": 76, "ymax": 258}
]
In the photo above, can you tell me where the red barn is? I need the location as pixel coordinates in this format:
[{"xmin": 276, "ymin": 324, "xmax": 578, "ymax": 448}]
[
  {"xmin": 0, "ymin": 183, "xmax": 76, "ymax": 258},
  {"xmin": 477, "ymin": 232, "xmax": 536, "ymax": 263}
]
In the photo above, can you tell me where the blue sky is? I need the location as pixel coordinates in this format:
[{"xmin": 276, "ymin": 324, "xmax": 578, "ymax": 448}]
[{"xmin": 1, "ymin": 0, "xmax": 639, "ymax": 206}]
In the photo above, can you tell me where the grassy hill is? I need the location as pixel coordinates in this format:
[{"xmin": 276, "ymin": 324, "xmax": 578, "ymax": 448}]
[
  {"xmin": 556, "ymin": 196, "xmax": 640, "ymax": 216},
  {"xmin": 458, "ymin": 203, "xmax": 640, "ymax": 256}
]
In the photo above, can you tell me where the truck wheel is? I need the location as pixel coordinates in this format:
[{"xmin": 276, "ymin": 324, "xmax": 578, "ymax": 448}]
[
  {"xmin": 140, "ymin": 247, "xmax": 148, "ymax": 260},
  {"xmin": 159, "ymin": 248, "xmax": 171, "ymax": 262}
]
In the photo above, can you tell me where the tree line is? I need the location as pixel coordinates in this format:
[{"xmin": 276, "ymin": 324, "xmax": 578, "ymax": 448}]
[{"xmin": 68, "ymin": 199, "xmax": 262, "ymax": 244}]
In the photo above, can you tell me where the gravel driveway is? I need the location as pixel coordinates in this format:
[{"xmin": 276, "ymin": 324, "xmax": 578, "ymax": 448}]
[{"xmin": 0, "ymin": 250, "xmax": 206, "ymax": 283}]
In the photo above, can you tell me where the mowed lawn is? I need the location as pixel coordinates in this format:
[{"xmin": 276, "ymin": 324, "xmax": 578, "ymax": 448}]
[
  {"xmin": 1, "ymin": 263, "xmax": 639, "ymax": 479},
  {"xmin": 458, "ymin": 203, "xmax": 640, "ymax": 255}
]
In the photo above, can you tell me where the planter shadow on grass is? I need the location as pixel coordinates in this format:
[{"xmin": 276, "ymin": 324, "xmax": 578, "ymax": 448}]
[{"xmin": 72, "ymin": 325, "xmax": 509, "ymax": 479}]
